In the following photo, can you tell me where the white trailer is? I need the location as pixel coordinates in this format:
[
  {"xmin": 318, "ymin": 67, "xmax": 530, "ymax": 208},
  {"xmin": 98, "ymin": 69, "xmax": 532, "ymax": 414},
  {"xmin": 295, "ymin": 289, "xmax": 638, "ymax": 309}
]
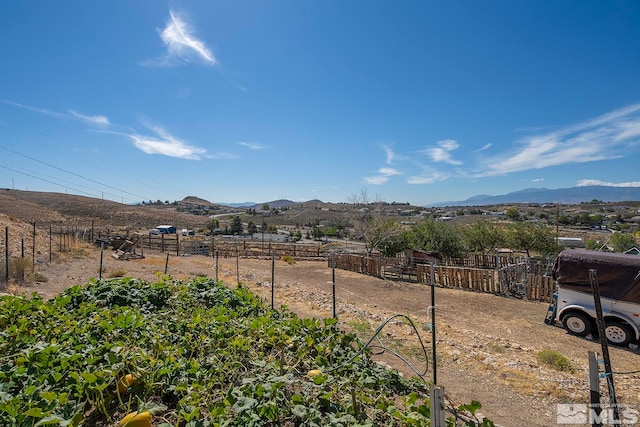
[{"xmin": 553, "ymin": 249, "xmax": 640, "ymax": 346}]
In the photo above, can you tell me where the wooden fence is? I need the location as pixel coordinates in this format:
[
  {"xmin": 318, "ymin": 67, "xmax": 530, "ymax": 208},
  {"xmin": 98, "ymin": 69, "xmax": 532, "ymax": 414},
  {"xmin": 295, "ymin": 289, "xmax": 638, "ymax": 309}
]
[
  {"xmin": 331, "ymin": 254, "xmax": 556, "ymax": 303},
  {"xmin": 97, "ymin": 234, "xmax": 330, "ymax": 259}
]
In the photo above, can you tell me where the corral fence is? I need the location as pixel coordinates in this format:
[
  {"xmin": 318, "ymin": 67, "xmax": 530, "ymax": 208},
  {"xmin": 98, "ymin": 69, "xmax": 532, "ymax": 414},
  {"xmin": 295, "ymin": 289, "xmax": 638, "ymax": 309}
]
[
  {"xmin": 139, "ymin": 235, "xmax": 331, "ymax": 259},
  {"xmin": 1, "ymin": 223, "xmax": 105, "ymax": 286},
  {"xmin": 2, "ymin": 223, "xmax": 556, "ymax": 303},
  {"xmin": 1, "ymin": 224, "xmax": 337, "ymax": 286},
  {"xmin": 330, "ymin": 253, "xmax": 556, "ymax": 303}
]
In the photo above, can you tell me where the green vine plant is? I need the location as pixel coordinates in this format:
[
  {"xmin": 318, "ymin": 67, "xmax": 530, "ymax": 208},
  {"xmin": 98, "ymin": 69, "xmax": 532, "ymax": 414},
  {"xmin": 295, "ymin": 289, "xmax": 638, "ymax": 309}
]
[{"xmin": 0, "ymin": 276, "xmax": 493, "ymax": 426}]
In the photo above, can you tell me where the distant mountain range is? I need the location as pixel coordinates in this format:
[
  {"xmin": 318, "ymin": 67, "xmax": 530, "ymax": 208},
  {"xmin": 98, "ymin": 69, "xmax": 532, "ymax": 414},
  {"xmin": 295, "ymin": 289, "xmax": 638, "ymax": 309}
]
[
  {"xmin": 186, "ymin": 186, "xmax": 640, "ymax": 209},
  {"xmin": 431, "ymin": 186, "xmax": 640, "ymax": 207},
  {"xmin": 222, "ymin": 199, "xmax": 300, "ymax": 209}
]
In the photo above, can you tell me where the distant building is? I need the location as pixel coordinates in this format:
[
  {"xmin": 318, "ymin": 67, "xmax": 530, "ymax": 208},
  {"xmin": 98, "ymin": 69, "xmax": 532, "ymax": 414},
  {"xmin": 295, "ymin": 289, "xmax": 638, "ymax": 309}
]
[
  {"xmin": 251, "ymin": 233, "xmax": 290, "ymax": 243},
  {"xmin": 156, "ymin": 225, "xmax": 177, "ymax": 234},
  {"xmin": 557, "ymin": 237, "xmax": 584, "ymax": 248}
]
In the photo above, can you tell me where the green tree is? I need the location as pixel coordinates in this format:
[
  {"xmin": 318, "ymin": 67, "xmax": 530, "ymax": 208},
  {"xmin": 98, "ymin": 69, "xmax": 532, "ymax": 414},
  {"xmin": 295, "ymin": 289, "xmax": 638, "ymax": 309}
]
[
  {"xmin": 262, "ymin": 203, "xmax": 270, "ymax": 211},
  {"xmin": 410, "ymin": 219, "xmax": 465, "ymax": 258},
  {"xmin": 505, "ymin": 208, "xmax": 521, "ymax": 221},
  {"xmin": 377, "ymin": 229, "xmax": 411, "ymax": 258},
  {"xmin": 584, "ymin": 239, "xmax": 602, "ymax": 251},
  {"xmin": 247, "ymin": 221, "xmax": 258, "ymax": 235},
  {"xmin": 463, "ymin": 221, "xmax": 506, "ymax": 254},
  {"xmin": 266, "ymin": 224, "xmax": 278, "ymax": 233},
  {"xmin": 230, "ymin": 216, "xmax": 244, "ymax": 235},
  {"xmin": 206, "ymin": 218, "xmax": 219, "ymax": 235},
  {"xmin": 506, "ymin": 222, "xmax": 556, "ymax": 257},
  {"xmin": 558, "ymin": 215, "xmax": 575, "ymax": 225},
  {"xmin": 358, "ymin": 218, "xmax": 409, "ymax": 257},
  {"xmin": 311, "ymin": 226, "xmax": 325, "ymax": 240},
  {"xmin": 323, "ymin": 226, "xmax": 339, "ymax": 237},
  {"xmin": 610, "ymin": 232, "xmax": 637, "ymax": 253}
]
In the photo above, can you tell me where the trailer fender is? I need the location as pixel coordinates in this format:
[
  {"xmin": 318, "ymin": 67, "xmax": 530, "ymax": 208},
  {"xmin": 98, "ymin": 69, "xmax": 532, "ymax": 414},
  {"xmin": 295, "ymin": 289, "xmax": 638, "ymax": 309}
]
[{"xmin": 557, "ymin": 305, "xmax": 593, "ymax": 322}]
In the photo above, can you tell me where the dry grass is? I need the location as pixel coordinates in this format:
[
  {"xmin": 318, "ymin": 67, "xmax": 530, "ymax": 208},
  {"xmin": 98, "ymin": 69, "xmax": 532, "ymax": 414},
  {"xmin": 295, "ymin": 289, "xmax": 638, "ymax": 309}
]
[
  {"xmin": 536, "ymin": 349, "xmax": 575, "ymax": 373},
  {"xmin": 281, "ymin": 255, "xmax": 296, "ymax": 265},
  {"xmin": 54, "ymin": 242, "xmax": 93, "ymax": 261},
  {"xmin": 9, "ymin": 257, "xmax": 33, "ymax": 282},
  {"xmin": 107, "ymin": 269, "xmax": 128, "ymax": 278},
  {"xmin": 498, "ymin": 368, "xmax": 572, "ymax": 401}
]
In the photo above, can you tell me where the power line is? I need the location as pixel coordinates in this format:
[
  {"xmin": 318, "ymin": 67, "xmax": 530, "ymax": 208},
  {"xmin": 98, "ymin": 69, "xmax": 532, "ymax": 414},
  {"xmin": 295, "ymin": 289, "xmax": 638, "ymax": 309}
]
[
  {"xmin": 0, "ymin": 163, "xmax": 124, "ymax": 201},
  {"xmin": 0, "ymin": 144, "xmax": 151, "ymax": 202},
  {"xmin": 0, "ymin": 164, "xmax": 103, "ymax": 199},
  {"xmin": 0, "ymin": 110, "xmax": 190, "ymax": 200}
]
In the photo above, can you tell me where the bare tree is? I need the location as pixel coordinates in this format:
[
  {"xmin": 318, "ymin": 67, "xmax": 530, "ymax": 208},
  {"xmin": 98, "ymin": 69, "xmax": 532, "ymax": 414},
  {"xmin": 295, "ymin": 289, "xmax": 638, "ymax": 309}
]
[{"xmin": 347, "ymin": 190, "xmax": 404, "ymax": 256}]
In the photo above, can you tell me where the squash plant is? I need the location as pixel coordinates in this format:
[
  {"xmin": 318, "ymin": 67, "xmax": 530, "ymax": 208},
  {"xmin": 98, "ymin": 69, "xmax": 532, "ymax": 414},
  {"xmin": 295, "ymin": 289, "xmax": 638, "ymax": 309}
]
[{"xmin": 0, "ymin": 277, "xmax": 491, "ymax": 426}]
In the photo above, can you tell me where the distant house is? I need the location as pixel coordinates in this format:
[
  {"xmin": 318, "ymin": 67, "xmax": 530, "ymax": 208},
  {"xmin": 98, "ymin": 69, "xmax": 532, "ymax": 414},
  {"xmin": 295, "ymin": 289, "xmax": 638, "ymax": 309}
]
[
  {"xmin": 251, "ymin": 233, "xmax": 289, "ymax": 243},
  {"xmin": 156, "ymin": 225, "xmax": 177, "ymax": 234},
  {"xmin": 557, "ymin": 237, "xmax": 584, "ymax": 248}
]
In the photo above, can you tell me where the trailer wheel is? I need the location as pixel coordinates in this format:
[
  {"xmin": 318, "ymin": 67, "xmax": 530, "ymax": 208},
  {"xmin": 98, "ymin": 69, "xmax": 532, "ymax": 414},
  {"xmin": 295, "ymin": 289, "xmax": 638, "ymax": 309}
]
[
  {"xmin": 561, "ymin": 312, "xmax": 592, "ymax": 337},
  {"xmin": 604, "ymin": 321, "xmax": 633, "ymax": 346}
]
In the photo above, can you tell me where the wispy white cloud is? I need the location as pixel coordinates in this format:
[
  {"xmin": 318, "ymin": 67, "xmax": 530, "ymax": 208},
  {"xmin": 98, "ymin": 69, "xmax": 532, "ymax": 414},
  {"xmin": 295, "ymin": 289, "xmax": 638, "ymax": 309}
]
[
  {"xmin": 532, "ymin": 178, "xmax": 544, "ymax": 183},
  {"xmin": 420, "ymin": 139, "xmax": 462, "ymax": 165},
  {"xmin": 476, "ymin": 143, "xmax": 492, "ymax": 152},
  {"xmin": 2, "ymin": 99, "xmax": 110, "ymax": 127},
  {"xmin": 379, "ymin": 167, "xmax": 400, "ymax": 176},
  {"xmin": 129, "ymin": 123, "xmax": 207, "ymax": 160},
  {"xmin": 382, "ymin": 144, "xmax": 395, "ymax": 164},
  {"xmin": 69, "ymin": 110, "xmax": 110, "ymax": 127},
  {"xmin": 407, "ymin": 168, "xmax": 449, "ymax": 185},
  {"xmin": 0, "ymin": 99, "xmax": 65, "ymax": 118},
  {"xmin": 364, "ymin": 176, "xmax": 389, "ymax": 185},
  {"xmin": 146, "ymin": 9, "xmax": 215, "ymax": 67},
  {"xmin": 238, "ymin": 141, "xmax": 266, "ymax": 150},
  {"xmin": 577, "ymin": 179, "xmax": 640, "ymax": 188},
  {"xmin": 364, "ymin": 167, "xmax": 401, "ymax": 185},
  {"xmin": 479, "ymin": 103, "xmax": 640, "ymax": 176}
]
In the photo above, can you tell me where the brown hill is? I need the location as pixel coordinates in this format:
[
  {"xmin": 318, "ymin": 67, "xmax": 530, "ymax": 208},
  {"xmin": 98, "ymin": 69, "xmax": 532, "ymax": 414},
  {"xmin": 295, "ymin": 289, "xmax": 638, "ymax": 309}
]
[
  {"xmin": 180, "ymin": 195, "xmax": 217, "ymax": 206},
  {"xmin": 0, "ymin": 189, "xmax": 213, "ymax": 231}
]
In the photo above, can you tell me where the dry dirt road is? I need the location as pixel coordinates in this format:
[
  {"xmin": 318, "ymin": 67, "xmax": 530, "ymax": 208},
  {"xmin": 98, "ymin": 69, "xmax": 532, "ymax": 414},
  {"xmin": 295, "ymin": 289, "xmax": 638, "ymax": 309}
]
[{"xmin": 7, "ymin": 247, "xmax": 640, "ymax": 427}]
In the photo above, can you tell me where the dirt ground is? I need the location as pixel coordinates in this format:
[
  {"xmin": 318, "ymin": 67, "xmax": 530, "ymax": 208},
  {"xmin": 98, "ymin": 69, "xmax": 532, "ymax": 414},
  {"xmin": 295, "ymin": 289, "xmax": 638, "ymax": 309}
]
[{"xmin": 5, "ymin": 246, "xmax": 640, "ymax": 427}]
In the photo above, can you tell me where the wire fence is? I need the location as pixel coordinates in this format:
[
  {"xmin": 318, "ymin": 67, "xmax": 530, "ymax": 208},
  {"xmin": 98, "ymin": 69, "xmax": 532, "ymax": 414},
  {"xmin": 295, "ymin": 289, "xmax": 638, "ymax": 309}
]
[{"xmin": 2, "ymin": 224, "xmax": 555, "ymax": 303}]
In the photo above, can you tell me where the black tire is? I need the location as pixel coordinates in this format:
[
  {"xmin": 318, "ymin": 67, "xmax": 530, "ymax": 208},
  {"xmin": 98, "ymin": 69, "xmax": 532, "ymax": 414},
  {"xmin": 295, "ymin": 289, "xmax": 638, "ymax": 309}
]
[
  {"xmin": 604, "ymin": 321, "xmax": 634, "ymax": 346},
  {"xmin": 562, "ymin": 312, "xmax": 593, "ymax": 337}
]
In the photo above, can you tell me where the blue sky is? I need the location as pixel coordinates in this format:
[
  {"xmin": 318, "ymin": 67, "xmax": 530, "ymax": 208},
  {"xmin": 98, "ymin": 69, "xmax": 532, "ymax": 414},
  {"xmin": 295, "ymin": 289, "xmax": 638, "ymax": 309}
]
[{"xmin": 1, "ymin": 1, "xmax": 640, "ymax": 206}]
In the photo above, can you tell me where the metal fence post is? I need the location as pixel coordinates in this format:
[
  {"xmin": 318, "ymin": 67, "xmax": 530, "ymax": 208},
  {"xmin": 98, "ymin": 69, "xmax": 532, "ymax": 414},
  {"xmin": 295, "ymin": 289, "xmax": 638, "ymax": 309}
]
[
  {"xmin": 589, "ymin": 269, "xmax": 619, "ymax": 423},
  {"xmin": 589, "ymin": 351, "xmax": 601, "ymax": 427},
  {"xmin": 4, "ymin": 226, "xmax": 8, "ymax": 283},
  {"xmin": 430, "ymin": 384, "xmax": 445, "ymax": 427},
  {"xmin": 271, "ymin": 251, "xmax": 275, "ymax": 309}
]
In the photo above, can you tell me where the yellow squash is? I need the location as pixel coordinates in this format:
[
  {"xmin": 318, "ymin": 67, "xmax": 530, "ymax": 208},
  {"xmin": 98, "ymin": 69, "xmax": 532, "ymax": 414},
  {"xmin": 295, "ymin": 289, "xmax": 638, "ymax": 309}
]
[
  {"xmin": 306, "ymin": 369, "xmax": 322, "ymax": 378},
  {"xmin": 119, "ymin": 411, "xmax": 151, "ymax": 427},
  {"xmin": 117, "ymin": 374, "xmax": 137, "ymax": 394}
]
